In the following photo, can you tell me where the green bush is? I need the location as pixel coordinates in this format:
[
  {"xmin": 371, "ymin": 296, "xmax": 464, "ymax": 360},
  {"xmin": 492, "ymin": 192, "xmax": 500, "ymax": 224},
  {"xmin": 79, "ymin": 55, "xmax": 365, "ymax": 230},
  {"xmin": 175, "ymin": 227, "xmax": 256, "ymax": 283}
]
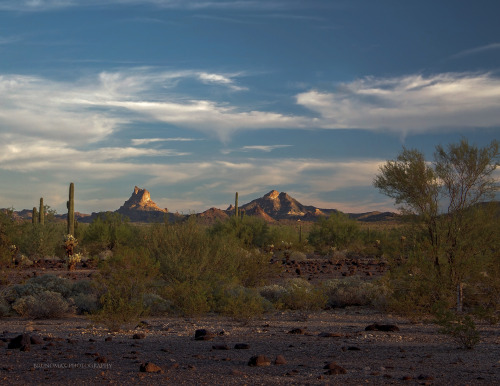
[
  {"xmin": 308, "ymin": 212, "xmax": 360, "ymax": 252},
  {"xmin": 12, "ymin": 291, "xmax": 74, "ymax": 319},
  {"xmin": 15, "ymin": 222, "xmax": 66, "ymax": 259},
  {"xmin": 209, "ymin": 216, "xmax": 271, "ymax": 248},
  {"xmin": 91, "ymin": 247, "xmax": 159, "ymax": 330},
  {"xmin": 322, "ymin": 278, "xmax": 384, "ymax": 308},
  {"xmin": 433, "ymin": 308, "xmax": 481, "ymax": 349},
  {"xmin": 8, "ymin": 274, "xmax": 73, "ymax": 300},
  {"xmin": 214, "ymin": 285, "xmax": 270, "ymax": 320},
  {"xmin": 142, "ymin": 293, "xmax": 172, "ymax": 316},
  {"xmin": 161, "ymin": 281, "xmax": 212, "ymax": 317},
  {"xmin": 82, "ymin": 212, "xmax": 137, "ymax": 255},
  {"xmin": 262, "ymin": 279, "xmax": 327, "ymax": 311}
]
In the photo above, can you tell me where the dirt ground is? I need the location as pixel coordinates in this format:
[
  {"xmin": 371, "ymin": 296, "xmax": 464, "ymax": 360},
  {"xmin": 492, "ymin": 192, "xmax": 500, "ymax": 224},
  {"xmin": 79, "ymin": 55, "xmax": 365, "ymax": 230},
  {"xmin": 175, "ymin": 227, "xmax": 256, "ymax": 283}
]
[{"xmin": 1, "ymin": 308, "xmax": 499, "ymax": 385}]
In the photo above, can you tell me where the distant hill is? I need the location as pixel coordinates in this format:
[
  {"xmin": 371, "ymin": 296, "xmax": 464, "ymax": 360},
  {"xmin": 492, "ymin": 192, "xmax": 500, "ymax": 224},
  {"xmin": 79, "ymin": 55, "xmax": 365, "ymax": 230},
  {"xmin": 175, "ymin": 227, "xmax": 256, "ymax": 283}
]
[{"xmin": 3, "ymin": 187, "xmax": 401, "ymax": 224}]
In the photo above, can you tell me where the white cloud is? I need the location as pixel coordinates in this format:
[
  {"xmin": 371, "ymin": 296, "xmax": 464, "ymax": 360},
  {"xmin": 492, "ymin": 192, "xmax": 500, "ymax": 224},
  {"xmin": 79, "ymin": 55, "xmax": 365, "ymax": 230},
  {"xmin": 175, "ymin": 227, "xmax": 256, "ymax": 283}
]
[
  {"xmin": 451, "ymin": 43, "xmax": 500, "ymax": 59},
  {"xmin": 0, "ymin": 0, "xmax": 288, "ymax": 12},
  {"xmin": 241, "ymin": 145, "xmax": 292, "ymax": 152},
  {"xmin": 198, "ymin": 72, "xmax": 247, "ymax": 91},
  {"xmin": 296, "ymin": 73, "xmax": 500, "ymax": 134},
  {"xmin": 131, "ymin": 137, "xmax": 201, "ymax": 145}
]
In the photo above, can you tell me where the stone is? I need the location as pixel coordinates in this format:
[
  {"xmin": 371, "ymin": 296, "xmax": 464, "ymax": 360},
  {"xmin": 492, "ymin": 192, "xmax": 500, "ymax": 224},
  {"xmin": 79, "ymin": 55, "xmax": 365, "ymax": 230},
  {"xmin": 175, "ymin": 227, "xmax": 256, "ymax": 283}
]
[
  {"xmin": 365, "ymin": 323, "xmax": 399, "ymax": 332},
  {"xmin": 8, "ymin": 334, "xmax": 31, "ymax": 351},
  {"xmin": 288, "ymin": 328, "xmax": 306, "ymax": 334},
  {"xmin": 194, "ymin": 329, "xmax": 214, "ymax": 341},
  {"xmin": 248, "ymin": 355, "xmax": 271, "ymax": 367},
  {"xmin": 95, "ymin": 356, "xmax": 108, "ymax": 363},
  {"xmin": 318, "ymin": 332, "xmax": 342, "ymax": 338},
  {"xmin": 30, "ymin": 335, "xmax": 44, "ymax": 345},
  {"xmin": 234, "ymin": 343, "xmax": 250, "ymax": 349},
  {"xmin": 324, "ymin": 362, "xmax": 347, "ymax": 374},
  {"xmin": 133, "ymin": 333, "xmax": 146, "ymax": 340},
  {"xmin": 274, "ymin": 355, "xmax": 287, "ymax": 365},
  {"xmin": 105, "ymin": 337, "xmax": 113, "ymax": 342},
  {"xmin": 140, "ymin": 362, "xmax": 163, "ymax": 373}
]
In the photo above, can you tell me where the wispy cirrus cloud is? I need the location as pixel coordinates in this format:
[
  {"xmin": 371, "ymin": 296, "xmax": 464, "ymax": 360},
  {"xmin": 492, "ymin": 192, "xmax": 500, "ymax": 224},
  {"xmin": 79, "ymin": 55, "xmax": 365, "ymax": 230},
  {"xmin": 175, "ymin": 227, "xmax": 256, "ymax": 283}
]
[
  {"xmin": 131, "ymin": 137, "xmax": 202, "ymax": 146},
  {"xmin": 450, "ymin": 43, "xmax": 500, "ymax": 59},
  {"xmin": 296, "ymin": 72, "xmax": 500, "ymax": 135},
  {"xmin": 0, "ymin": 0, "xmax": 291, "ymax": 12}
]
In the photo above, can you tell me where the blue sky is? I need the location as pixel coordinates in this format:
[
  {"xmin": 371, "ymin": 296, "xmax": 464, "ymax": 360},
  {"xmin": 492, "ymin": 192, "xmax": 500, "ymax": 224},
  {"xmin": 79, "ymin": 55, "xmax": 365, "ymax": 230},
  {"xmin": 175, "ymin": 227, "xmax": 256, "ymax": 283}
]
[{"xmin": 0, "ymin": 0, "xmax": 499, "ymax": 215}]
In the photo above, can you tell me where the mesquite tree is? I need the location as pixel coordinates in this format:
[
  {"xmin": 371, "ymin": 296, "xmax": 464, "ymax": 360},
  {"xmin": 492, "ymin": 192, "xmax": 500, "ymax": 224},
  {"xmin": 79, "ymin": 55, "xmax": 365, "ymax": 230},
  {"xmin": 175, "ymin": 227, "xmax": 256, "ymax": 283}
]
[{"xmin": 374, "ymin": 138, "xmax": 499, "ymax": 313}]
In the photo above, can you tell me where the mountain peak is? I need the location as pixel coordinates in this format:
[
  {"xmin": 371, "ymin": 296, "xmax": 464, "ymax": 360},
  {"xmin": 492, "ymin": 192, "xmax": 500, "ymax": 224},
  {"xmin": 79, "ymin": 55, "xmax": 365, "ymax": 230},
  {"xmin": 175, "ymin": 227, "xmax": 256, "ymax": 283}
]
[
  {"xmin": 264, "ymin": 190, "xmax": 280, "ymax": 200},
  {"xmin": 119, "ymin": 186, "xmax": 166, "ymax": 213}
]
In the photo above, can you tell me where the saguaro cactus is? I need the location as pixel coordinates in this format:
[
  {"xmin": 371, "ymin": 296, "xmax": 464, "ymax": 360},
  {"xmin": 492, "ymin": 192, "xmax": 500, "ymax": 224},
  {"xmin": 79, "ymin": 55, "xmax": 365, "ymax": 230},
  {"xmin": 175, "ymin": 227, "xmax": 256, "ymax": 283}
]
[
  {"xmin": 32, "ymin": 207, "xmax": 38, "ymax": 224},
  {"xmin": 235, "ymin": 192, "xmax": 239, "ymax": 219},
  {"xmin": 67, "ymin": 182, "xmax": 75, "ymax": 236},
  {"xmin": 39, "ymin": 198, "xmax": 44, "ymax": 225}
]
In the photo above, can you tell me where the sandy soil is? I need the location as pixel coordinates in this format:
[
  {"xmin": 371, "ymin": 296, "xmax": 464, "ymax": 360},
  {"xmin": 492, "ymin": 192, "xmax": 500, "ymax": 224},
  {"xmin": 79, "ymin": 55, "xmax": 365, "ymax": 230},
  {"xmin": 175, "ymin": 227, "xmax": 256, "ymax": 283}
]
[{"xmin": 1, "ymin": 308, "xmax": 499, "ymax": 385}]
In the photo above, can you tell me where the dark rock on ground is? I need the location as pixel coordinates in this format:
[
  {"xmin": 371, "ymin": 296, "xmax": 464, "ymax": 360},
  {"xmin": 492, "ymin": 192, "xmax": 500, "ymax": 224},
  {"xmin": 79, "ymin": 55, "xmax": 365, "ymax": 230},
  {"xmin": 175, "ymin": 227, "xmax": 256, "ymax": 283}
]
[
  {"xmin": 140, "ymin": 362, "xmax": 163, "ymax": 373},
  {"xmin": 194, "ymin": 329, "xmax": 215, "ymax": 341},
  {"xmin": 365, "ymin": 323, "xmax": 400, "ymax": 332},
  {"xmin": 248, "ymin": 355, "xmax": 271, "ymax": 367},
  {"xmin": 324, "ymin": 362, "xmax": 347, "ymax": 375}
]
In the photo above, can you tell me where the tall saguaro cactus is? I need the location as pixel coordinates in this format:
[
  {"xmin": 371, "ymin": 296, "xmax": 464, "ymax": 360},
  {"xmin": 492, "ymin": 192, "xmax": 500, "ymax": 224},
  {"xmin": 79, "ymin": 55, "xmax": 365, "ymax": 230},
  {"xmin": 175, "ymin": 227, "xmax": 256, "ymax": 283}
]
[
  {"xmin": 67, "ymin": 182, "xmax": 75, "ymax": 236},
  {"xmin": 235, "ymin": 192, "xmax": 239, "ymax": 219},
  {"xmin": 32, "ymin": 207, "xmax": 38, "ymax": 224},
  {"xmin": 39, "ymin": 198, "xmax": 44, "ymax": 225}
]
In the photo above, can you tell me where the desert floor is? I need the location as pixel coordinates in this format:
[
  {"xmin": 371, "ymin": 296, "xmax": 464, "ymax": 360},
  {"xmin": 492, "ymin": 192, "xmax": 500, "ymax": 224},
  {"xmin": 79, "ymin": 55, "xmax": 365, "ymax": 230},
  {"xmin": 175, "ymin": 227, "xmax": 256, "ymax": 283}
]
[{"xmin": 1, "ymin": 307, "xmax": 499, "ymax": 385}]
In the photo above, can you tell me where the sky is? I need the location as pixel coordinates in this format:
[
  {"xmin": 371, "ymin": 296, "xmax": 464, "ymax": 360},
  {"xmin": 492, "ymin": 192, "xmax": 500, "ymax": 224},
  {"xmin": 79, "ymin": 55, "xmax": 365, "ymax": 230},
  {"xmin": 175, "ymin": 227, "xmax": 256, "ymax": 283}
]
[{"xmin": 0, "ymin": 0, "xmax": 499, "ymax": 215}]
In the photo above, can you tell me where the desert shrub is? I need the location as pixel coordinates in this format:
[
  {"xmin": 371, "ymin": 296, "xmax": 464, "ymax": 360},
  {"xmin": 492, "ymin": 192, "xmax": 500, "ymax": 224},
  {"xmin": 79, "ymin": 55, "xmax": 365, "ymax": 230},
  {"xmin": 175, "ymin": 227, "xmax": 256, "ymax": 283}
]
[
  {"xmin": 91, "ymin": 247, "xmax": 159, "ymax": 330},
  {"xmin": 0, "ymin": 209, "xmax": 19, "ymax": 266},
  {"xmin": 12, "ymin": 291, "xmax": 74, "ymax": 319},
  {"xmin": 0, "ymin": 289, "xmax": 10, "ymax": 317},
  {"xmin": 209, "ymin": 216, "xmax": 271, "ymax": 248},
  {"xmin": 148, "ymin": 218, "xmax": 275, "ymax": 288},
  {"xmin": 259, "ymin": 284, "xmax": 288, "ymax": 305},
  {"xmin": 8, "ymin": 275, "xmax": 73, "ymax": 301},
  {"xmin": 308, "ymin": 212, "xmax": 360, "ymax": 252},
  {"xmin": 15, "ymin": 222, "xmax": 66, "ymax": 259},
  {"xmin": 161, "ymin": 281, "xmax": 212, "ymax": 317},
  {"xmin": 263, "ymin": 279, "xmax": 326, "ymax": 311},
  {"xmin": 433, "ymin": 308, "xmax": 481, "ymax": 349},
  {"xmin": 82, "ymin": 212, "xmax": 138, "ymax": 255},
  {"xmin": 142, "ymin": 293, "xmax": 172, "ymax": 316},
  {"xmin": 71, "ymin": 293, "xmax": 99, "ymax": 315},
  {"xmin": 322, "ymin": 278, "xmax": 385, "ymax": 308},
  {"xmin": 214, "ymin": 285, "xmax": 270, "ymax": 320}
]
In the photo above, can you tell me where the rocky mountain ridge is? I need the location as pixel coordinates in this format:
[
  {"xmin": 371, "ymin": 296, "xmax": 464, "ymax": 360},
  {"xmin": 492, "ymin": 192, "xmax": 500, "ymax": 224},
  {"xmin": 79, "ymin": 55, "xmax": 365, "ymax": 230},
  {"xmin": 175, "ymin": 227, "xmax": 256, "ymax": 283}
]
[{"xmin": 5, "ymin": 187, "xmax": 398, "ymax": 224}]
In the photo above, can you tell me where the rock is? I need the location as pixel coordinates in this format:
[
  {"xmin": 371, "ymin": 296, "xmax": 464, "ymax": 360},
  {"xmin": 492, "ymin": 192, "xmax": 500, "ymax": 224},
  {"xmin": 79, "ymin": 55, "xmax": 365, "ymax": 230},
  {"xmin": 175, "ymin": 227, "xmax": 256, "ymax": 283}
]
[
  {"xmin": 234, "ymin": 343, "xmax": 250, "ymax": 349},
  {"xmin": 347, "ymin": 346, "xmax": 361, "ymax": 351},
  {"xmin": 365, "ymin": 323, "xmax": 400, "ymax": 332},
  {"xmin": 418, "ymin": 374, "xmax": 434, "ymax": 380},
  {"xmin": 318, "ymin": 332, "xmax": 342, "ymax": 338},
  {"xmin": 133, "ymin": 333, "xmax": 146, "ymax": 340},
  {"xmin": 30, "ymin": 335, "xmax": 44, "ymax": 345},
  {"xmin": 105, "ymin": 337, "xmax": 113, "ymax": 342},
  {"xmin": 248, "ymin": 355, "xmax": 271, "ymax": 367},
  {"xmin": 8, "ymin": 334, "xmax": 31, "ymax": 351},
  {"xmin": 288, "ymin": 328, "xmax": 306, "ymax": 334},
  {"xmin": 95, "ymin": 356, "xmax": 108, "ymax": 363},
  {"xmin": 194, "ymin": 329, "xmax": 214, "ymax": 341},
  {"xmin": 274, "ymin": 355, "xmax": 287, "ymax": 365},
  {"xmin": 140, "ymin": 362, "xmax": 163, "ymax": 373},
  {"xmin": 324, "ymin": 362, "xmax": 347, "ymax": 374}
]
